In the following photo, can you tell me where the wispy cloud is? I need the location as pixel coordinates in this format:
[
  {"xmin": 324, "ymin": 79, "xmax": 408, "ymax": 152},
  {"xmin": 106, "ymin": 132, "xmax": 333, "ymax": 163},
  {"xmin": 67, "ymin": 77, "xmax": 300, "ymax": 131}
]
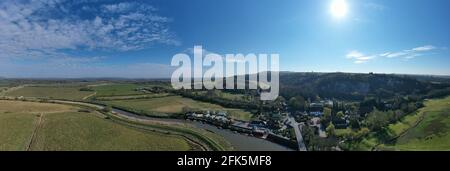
[
  {"xmin": 346, "ymin": 50, "xmax": 375, "ymax": 64},
  {"xmin": 412, "ymin": 45, "xmax": 436, "ymax": 52},
  {"xmin": 347, "ymin": 45, "xmax": 440, "ymax": 64},
  {"xmin": 385, "ymin": 52, "xmax": 408, "ymax": 58},
  {"xmin": 0, "ymin": 0, "xmax": 178, "ymax": 61}
]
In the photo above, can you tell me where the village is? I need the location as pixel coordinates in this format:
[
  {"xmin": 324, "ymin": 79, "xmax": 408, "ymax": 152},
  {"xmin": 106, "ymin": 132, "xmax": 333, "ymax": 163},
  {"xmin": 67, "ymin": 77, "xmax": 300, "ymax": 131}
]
[{"xmin": 183, "ymin": 99, "xmax": 351, "ymax": 151}]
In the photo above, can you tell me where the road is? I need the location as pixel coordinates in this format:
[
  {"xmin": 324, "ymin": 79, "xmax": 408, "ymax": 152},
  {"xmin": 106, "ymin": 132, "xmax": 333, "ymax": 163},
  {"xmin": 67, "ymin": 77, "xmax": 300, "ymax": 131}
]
[{"xmin": 287, "ymin": 115, "xmax": 308, "ymax": 151}]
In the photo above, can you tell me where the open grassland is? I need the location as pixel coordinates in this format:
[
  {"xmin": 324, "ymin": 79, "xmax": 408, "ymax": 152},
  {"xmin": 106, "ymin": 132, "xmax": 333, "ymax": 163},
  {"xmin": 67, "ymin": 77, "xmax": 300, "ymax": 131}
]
[
  {"xmin": 380, "ymin": 96, "xmax": 450, "ymax": 151},
  {"xmin": 92, "ymin": 84, "xmax": 145, "ymax": 97},
  {"xmin": 0, "ymin": 100, "xmax": 76, "ymax": 114},
  {"xmin": 48, "ymin": 99, "xmax": 234, "ymax": 150},
  {"xmin": 0, "ymin": 113, "xmax": 37, "ymax": 150},
  {"xmin": 100, "ymin": 96, "xmax": 253, "ymax": 120},
  {"xmin": 0, "ymin": 100, "xmax": 210, "ymax": 151},
  {"xmin": 30, "ymin": 112, "xmax": 192, "ymax": 151},
  {"xmin": 4, "ymin": 86, "xmax": 93, "ymax": 100},
  {"xmin": 96, "ymin": 93, "xmax": 170, "ymax": 101},
  {"xmin": 351, "ymin": 96, "xmax": 450, "ymax": 151},
  {"xmin": 194, "ymin": 91, "xmax": 247, "ymax": 101},
  {"xmin": 106, "ymin": 112, "xmax": 233, "ymax": 151}
]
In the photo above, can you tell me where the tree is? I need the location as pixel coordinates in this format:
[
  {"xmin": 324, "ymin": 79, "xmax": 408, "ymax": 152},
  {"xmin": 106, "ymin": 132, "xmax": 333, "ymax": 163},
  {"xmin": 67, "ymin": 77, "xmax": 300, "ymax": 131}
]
[
  {"xmin": 346, "ymin": 127, "xmax": 369, "ymax": 141},
  {"xmin": 365, "ymin": 108, "xmax": 389, "ymax": 131},
  {"xmin": 336, "ymin": 111, "xmax": 344, "ymax": 119},
  {"xmin": 288, "ymin": 96, "xmax": 305, "ymax": 111},
  {"xmin": 326, "ymin": 123, "xmax": 336, "ymax": 137},
  {"xmin": 349, "ymin": 116, "xmax": 360, "ymax": 129},
  {"xmin": 321, "ymin": 107, "xmax": 332, "ymax": 125}
]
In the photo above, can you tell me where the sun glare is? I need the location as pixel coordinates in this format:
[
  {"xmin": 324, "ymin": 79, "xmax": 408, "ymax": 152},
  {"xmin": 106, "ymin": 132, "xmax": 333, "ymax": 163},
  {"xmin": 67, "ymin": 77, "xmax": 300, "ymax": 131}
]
[{"xmin": 330, "ymin": 0, "xmax": 348, "ymax": 19}]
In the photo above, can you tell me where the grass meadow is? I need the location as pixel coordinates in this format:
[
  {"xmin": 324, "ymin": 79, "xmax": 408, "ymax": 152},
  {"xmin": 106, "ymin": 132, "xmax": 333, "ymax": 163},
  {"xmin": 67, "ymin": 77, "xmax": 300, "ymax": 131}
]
[{"xmin": 0, "ymin": 100, "xmax": 200, "ymax": 151}]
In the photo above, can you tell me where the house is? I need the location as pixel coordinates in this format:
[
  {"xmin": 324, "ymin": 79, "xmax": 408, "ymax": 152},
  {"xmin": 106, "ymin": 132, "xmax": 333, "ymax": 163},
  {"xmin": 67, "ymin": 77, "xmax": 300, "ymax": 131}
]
[
  {"xmin": 332, "ymin": 118, "xmax": 349, "ymax": 129},
  {"xmin": 249, "ymin": 120, "xmax": 267, "ymax": 128},
  {"xmin": 230, "ymin": 122, "xmax": 253, "ymax": 133},
  {"xmin": 309, "ymin": 103, "xmax": 324, "ymax": 116},
  {"xmin": 217, "ymin": 111, "xmax": 227, "ymax": 117},
  {"xmin": 269, "ymin": 112, "xmax": 283, "ymax": 120}
]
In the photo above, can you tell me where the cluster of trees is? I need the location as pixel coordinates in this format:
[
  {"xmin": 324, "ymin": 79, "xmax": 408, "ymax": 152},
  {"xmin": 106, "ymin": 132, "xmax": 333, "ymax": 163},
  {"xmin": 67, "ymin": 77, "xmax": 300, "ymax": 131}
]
[
  {"xmin": 173, "ymin": 89, "xmax": 286, "ymax": 113},
  {"xmin": 364, "ymin": 108, "xmax": 411, "ymax": 132},
  {"xmin": 280, "ymin": 72, "xmax": 449, "ymax": 101},
  {"xmin": 79, "ymin": 87, "xmax": 94, "ymax": 91},
  {"xmin": 425, "ymin": 87, "xmax": 450, "ymax": 99},
  {"xmin": 358, "ymin": 96, "xmax": 423, "ymax": 116},
  {"xmin": 287, "ymin": 96, "xmax": 308, "ymax": 111},
  {"xmin": 144, "ymin": 86, "xmax": 171, "ymax": 94},
  {"xmin": 176, "ymin": 89, "xmax": 261, "ymax": 110},
  {"xmin": 302, "ymin": 126, "xmax": 339, "ymax": 151}
]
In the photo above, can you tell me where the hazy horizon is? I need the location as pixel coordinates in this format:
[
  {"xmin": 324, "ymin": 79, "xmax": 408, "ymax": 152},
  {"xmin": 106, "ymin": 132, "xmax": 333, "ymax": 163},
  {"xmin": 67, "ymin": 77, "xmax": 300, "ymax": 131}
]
[{"xmin": 2, "ymin": 70, "xmax": 450, "ymax": 79}]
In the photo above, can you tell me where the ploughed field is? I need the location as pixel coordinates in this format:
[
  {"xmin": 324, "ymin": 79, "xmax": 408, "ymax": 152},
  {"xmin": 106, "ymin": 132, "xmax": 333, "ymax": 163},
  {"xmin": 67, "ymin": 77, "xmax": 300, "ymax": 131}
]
[{"xmin": 0, "ymin": 100, "xmax": 197, "ymax": 151}]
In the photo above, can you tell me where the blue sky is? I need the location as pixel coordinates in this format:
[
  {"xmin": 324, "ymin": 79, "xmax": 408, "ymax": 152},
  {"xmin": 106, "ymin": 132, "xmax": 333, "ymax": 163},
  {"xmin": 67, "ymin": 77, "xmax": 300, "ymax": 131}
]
[{"xmin": 0, "ymin": 0, "xmax": 449, "ymax": 78}]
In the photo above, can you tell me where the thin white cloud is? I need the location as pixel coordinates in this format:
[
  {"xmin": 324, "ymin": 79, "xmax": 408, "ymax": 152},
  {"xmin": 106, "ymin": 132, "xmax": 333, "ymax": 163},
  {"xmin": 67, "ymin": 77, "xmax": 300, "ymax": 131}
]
[
  {"xmin": 347, "ymin": 45, "xmax": 440, "ymax": 64},
  {"xmin": 354, "ymin": 60, "xmax": 368, "ymax": 64},
  {"xmin": 346, "ymin": 50, "xmax": 364, "ymax": 59},
  {"xmin": 412, "ymin": 45, "xmax": 436, "ymax": 52},
  {"xmin": 386, "ymin": 52, "xmax": 408, "ymax": 58},
  {"xmin": 379, "ymin": 52, "xmax": 391, "ymax": 57},
  {"xmin": 346, "ymin": 50, "xmax": 375, "ymax": 64}
]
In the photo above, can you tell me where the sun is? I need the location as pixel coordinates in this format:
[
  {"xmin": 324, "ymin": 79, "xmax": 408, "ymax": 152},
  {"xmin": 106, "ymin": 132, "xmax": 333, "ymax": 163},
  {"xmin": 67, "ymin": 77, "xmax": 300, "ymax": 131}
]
[{"xmin": 330, "ymin": 0, "xmax": 349, "ymax": 19}]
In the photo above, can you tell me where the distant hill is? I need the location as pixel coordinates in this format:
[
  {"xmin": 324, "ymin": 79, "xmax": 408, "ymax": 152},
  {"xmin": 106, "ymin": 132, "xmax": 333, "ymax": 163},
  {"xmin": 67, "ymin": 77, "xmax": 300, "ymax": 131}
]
[
  {"xmin": 401, "ymin": 74, "xmax": 450, "ymax": 84},
  {"xmin": 278, "ymin": 72, "xmax": 450, "ymax": 101}
]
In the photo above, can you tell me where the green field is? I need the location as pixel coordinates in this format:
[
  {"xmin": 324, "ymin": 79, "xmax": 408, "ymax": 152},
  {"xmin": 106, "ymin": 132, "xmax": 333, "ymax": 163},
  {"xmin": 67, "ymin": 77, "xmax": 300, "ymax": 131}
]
[
  {"xmin": 92, "ymin": 84, "xmax": 145, "ymax": 97},
  {"xmin": 380, "ymin": 97, "xmax": 450, "ymax": 151},
  {"xmin": 194, "ymin": 91, "xmax": 247, "ymax": 101},
  {"xmin": 96, "ymin": 93, "xmax": 170, "ymax": 101},
  {"xmin": 351, "ymin": 96, "xmax": 450, "ymax": 151},
  {"xmin": 4, "ymin": 86, "xmax": 94, "ymax": 100},
  {"xmin": 100, "ymin": 96, "xmax": 253, "ymax": 120},
  {"xmin": 0, "ymin": 113, "xmax": 37, "ymax": 150},
  {"xmin": 30, "ymin": 112, "xmax": 193, "ymax": 151},
  {"xmin": 0, "ymin": 100, "xmax": 203, "ymax": 151}
]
